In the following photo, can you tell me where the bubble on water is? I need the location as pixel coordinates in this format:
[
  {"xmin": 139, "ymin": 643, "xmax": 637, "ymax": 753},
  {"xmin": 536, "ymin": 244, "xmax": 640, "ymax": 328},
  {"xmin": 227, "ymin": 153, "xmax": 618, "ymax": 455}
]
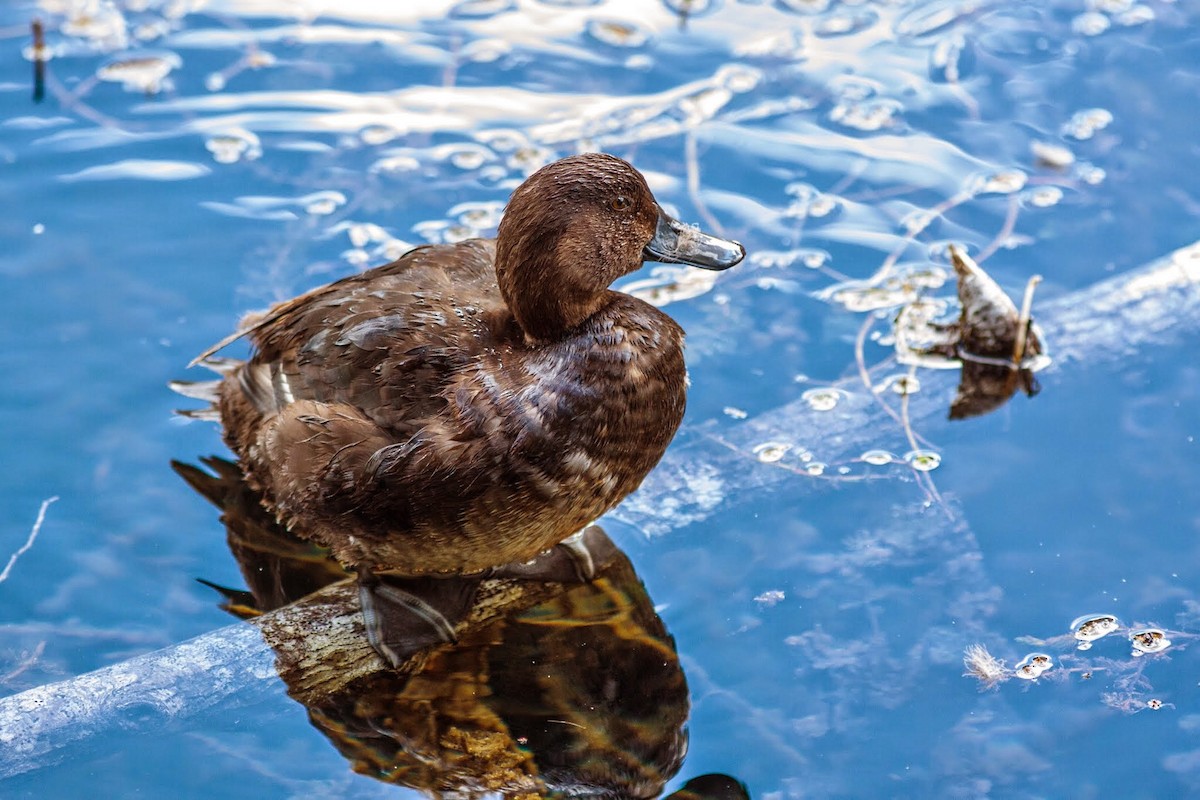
[
  {"xmin": 62, "ymin": 4, "xmax": 128, "ymax": 49},
  {"xmin": 342, "ymin": 248, "xmax": 370, "ymax": 267},
  {"xmin": 885, "ymin": 374, "xmax": 921, "ymax": 396},
  {"xmin": 905, "ymin": 450, "xmax": 941, "ymax": 472},
  {"xmin": 1025, "ymin": 186, "xmax": 1064, "ymax": 208},
  {"xmin": 1130, "ymin": 628, "xmax": 1171, "ymax": 657},
  {"xmin": 776, "ymin": 0, "xmax": 831, "ymax": 13},
  {"xmin": 461, "ymin": 38, "xmax": 510, "ymax": 63},
  {"xmin": 449, "ymin": 149, "xmax": 489, "ymax": 170},
  {"xmin": 823, "ymin": 266, "xmax": 947, "ymax": 313},
  {"xmin": 829, "ymin": 98, "xmax": 902, "ymax": 132},
  {"xmin": 370, "ymin": 155, "xmax": 422, "ymax": 176},
  {"xmin": 1076, "ymin": 163, "xmax": 1107, "ymax": 185},
  {"xmin": 798, "ymin": 249, "xmax": 831, "ymax": 269},
  {"xmin": 625, "ymin": 54, "xmax": 655, "ymax": 71},
  {"xmin": 1072, "ymin": 11, "xmax": 1110, "ymax": 36},
  {"xmin": 376, "ymin": 239, "xmax": 414, "ymax": 261},
  {"xmin": 346, "ymin": 222, "xmax": 389, "ymax": 248},
  {"xmin": 861, "ymin": 450, "xmax": 896, "ymax": 466},
  {"xmin": 1088, "ymin": 0, "xmax": 1133, "ymax": 11},
  {"xmin": 1031, "ymin": 141, "xmax": 1075, "ymax": 170},
  {"xmin": 246, "ymin": 50, "xmax": 276, "ymax": 69},
  {"xmin": 585, "ymin": 18, "xmax": 650, "ymax": 48},
  {"xmin": 452, "ymin": 201, "xmax": 505, "ymax": 230},
  {"xmin": 929, "ymin": 34, "xmax": 973, "ymax": 83},
  {"xmin": 134, "ymin": 20, "xmax": 170, "ymax": 42},
  {"xmin": 970, "ymin": 170, "xmax": 1027, "ymax": 196},
  {"xmin": 1072, "ymin": 614, "xmax": 1120, "ymax": 649},
  {"xmin": 204, "ymin": 73, "xmax": 226, "ymax": 92},
  {"xmin": 1116, "ymin": 5, "xmax": 1154, "ymax": 26},
  {"xmin": 360, "ymin": 124, "xmax": 404, "ymax": 145},
  {"xmin": 622, "ymin": 265, "xmax": 720, "ymax": 306},
  {"xmin": 302, "ymin": 191, "xmax": 347, "ymax": 216},
  {"xmin": 802, "ymin": 387, "xmax": 844, "ymax": 412},
  {"xmin": 205, "ymin": 129, "xmax": 262, "ymax": 164},
  {"xmin": 449, "ymin": 0, "xmax": 515, "ymax": 18},
  {"xmin": 814, "ymin": 10, "xmax": 878, "ymax": 37},
  {"xmin": 475, "ymin": 129, "xmax": 527, "ymax": 153},
  {"xmin": 97, "ymin": 52, "xmax": 181, "ymax": 93},
  {"xmin": 1062, "ymin": 108, "xmax": 1113, "ymax": 141},
  {"xmin": 716, "ymin": 64, "xmax": 763, "ymax": 94},
  {"xmin": 753, "ymin": 442, "xmax": 791, "ymax": 463},
  {"xmin": 735, "ymin": 29, "xmax": 806, "ymax": 61},
  {"xmin": 1014, "ymin": 653, "xmax": 1053, "ymax": 680},
  {"xmin": 507, "ymin": 146, "xmax": 555, "ymax": 175},
  {"xmin": 805, "ymin": 462, "xmax": 827, "ymax": 476}
]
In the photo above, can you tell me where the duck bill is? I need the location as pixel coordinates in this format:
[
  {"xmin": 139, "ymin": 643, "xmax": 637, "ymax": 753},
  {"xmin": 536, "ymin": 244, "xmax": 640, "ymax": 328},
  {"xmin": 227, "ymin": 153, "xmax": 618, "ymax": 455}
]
[{"xmin": 644, "ymin": 209, "xmax": 745, "ymax": 270}]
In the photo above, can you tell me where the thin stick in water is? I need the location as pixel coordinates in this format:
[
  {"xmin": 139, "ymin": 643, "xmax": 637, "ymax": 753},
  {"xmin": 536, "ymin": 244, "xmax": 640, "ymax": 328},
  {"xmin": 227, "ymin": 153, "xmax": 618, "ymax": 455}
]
[{"xmin": 0, "ymin": 496, "xmax": 58, "ymax": 584}]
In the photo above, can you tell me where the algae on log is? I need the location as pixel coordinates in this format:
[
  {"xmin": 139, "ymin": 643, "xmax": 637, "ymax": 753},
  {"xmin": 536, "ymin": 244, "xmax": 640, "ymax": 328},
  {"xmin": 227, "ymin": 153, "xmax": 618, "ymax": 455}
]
[{"xmin": 0, "ymin": 239, "xmax": 1197, "ymax": 779}]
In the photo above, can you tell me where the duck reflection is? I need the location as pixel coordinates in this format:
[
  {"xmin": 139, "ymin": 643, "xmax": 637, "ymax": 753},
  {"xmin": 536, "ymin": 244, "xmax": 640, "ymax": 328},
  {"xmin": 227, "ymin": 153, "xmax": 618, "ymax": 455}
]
[{"xmin": 175, "ymin": 456, "xmax": 741, "ymax": 799}]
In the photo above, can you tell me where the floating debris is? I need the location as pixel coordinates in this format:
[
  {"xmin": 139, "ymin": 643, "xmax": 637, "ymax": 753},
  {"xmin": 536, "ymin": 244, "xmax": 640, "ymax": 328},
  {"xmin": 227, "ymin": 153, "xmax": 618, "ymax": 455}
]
[
  {"xmin": 904, "ymin": 450, "xmax": 941, "ymax": 472},
  {"xmin": 97, "ymin": 52, "xmax": 181, "ymax": 94},
  {"xmin": 622, "ymin": 265, "xmax": 721, "ymax": 307},
  {"xmin": 860, "ymin": 449, "xmax": 896, "ymax": 466},
  {"xmin": 205, "ymin": 129, "xmax": 262, "ymax": 164},
  {"xmin": 1148, "ymin": 698, "xmax": 1164, "ymax": 710},
  {"xmin": 585, "ymin": 19, "xmax": 650, "ymax": 48},
  {"xmin": 1031, "ymin": 141, "xmax": 1075, "ymax": 171},
  {"xmin": 801, "ymin": 387, "xmax": 844, "ymax": 412},
  {"xmin": 754, "ymin": 590, "xmax": 785, "ymax": 608},
  {"xmin": 753, "ymin": 442, "xmax": 791, "ymax": 464},
  {"xmin": 1129, "ymin": 628, "xmax": 1171, "ymax": 657},
  {"xmin": 1072, "ymin": 614, "xmax": 1120, "ymax": 650},
  {"xmin": 895, "ymin": 245, "xmax": 1047, "ymax": 420},
  {"xmin": 963, "ymin": 644, "xmax": 1007, "ymax": 689},
  {"xmin": 1013, "ymin": 653, "xmax": 1053, "ymax": 680},
  {"xmin": 885, "ymin": 374, "xmax": 921, "ymax": 396},
  {"xmin": 1062, "ymin": 108, "xmax": 1113, "ymax": 141}
]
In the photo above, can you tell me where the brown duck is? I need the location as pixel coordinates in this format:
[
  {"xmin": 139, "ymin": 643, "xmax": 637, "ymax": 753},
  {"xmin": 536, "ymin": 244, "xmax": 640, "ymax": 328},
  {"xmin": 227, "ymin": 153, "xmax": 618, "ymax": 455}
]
[{"xmin": 180, "ymin": 153, "xmax": 744, "ymax": 663}]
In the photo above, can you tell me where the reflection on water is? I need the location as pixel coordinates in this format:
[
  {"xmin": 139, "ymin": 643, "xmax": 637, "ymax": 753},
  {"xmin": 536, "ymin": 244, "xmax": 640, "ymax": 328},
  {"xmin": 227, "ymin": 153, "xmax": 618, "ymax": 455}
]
[{"xmin": 176, "ymin": 456, "xmax": 734, "ymax": 798}]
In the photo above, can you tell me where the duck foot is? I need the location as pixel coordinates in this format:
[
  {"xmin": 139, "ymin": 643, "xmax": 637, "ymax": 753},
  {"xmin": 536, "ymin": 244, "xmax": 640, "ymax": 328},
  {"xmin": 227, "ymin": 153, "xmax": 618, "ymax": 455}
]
[
  {"xmin": 358, "ymin": 527, "xmax": 619, "ymax": 667},
  {"xmin": 358, "ymin": 569, "xmax": 480, "ymax": 668},
  {"xmin": 486, "ymin": 525, "xmax": 618, "ymax": 583}
]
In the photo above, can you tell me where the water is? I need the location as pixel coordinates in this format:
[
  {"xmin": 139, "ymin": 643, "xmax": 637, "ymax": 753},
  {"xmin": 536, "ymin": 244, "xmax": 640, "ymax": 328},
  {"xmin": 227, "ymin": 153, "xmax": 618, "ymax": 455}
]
[{"xmin": 1, "ymin": 0, "xmax": 1198, "ymax": 796}]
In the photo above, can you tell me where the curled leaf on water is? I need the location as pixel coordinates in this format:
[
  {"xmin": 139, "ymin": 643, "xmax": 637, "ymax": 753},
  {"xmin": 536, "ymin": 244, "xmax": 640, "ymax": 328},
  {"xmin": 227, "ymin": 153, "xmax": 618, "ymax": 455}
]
[{"xmin": 896, "ymin": 245, "xmax": 1048, "ymax": 420}]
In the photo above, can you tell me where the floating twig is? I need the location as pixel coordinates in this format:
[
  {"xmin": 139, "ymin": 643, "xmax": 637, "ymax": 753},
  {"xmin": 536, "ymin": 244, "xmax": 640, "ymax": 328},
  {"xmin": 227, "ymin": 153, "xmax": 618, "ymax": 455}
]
[{"xmin": 0, "ymin": 496, "xmax": 57, "ymax": 585}]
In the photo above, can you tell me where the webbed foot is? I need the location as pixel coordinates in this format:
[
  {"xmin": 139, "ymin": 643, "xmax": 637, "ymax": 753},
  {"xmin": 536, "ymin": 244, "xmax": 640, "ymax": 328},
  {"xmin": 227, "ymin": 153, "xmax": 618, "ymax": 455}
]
[
  {"xmin": 358, "ymin": 569, "xmax": 480, "ymax": 668},
  {"xmin": 486, "ymin": 525, "xmax": 618, "ymax": 583}
]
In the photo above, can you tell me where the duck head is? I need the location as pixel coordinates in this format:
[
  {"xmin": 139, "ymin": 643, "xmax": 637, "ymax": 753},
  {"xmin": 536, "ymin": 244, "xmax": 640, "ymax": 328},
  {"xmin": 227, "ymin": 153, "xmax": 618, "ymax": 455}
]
[{"xmin": 495, "ymin": 153, "xmax": 745, "ymax": 342}]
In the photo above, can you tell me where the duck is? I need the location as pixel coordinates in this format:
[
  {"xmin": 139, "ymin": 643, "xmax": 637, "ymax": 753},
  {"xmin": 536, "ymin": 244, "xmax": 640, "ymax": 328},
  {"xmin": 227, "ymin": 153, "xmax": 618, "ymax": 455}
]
[{"xmin": 181, "ymin": 152, "xmax": 744, "ymax": 664}]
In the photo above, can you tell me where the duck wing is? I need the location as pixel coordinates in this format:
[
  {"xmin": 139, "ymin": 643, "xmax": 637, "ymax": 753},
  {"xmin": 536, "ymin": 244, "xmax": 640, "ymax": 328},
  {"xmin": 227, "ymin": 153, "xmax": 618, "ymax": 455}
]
[{"xmin": 220, "ymin": 239, "xmax": 508, "ymax": 434}]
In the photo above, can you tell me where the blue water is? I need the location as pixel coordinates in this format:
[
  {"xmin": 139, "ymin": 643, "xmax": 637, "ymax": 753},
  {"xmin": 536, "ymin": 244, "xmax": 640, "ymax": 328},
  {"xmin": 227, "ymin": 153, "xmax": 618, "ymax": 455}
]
[{"xmin": 1, "ymin": 0, "xmax": 1198, "ymax": 797}]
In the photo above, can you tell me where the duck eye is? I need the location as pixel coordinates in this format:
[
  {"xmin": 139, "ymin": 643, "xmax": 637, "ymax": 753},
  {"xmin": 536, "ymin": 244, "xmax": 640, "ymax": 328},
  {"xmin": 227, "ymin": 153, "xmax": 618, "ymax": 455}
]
[{"xmin": 611, "ymin": 195, "xmax": 631, "ymax": 211}]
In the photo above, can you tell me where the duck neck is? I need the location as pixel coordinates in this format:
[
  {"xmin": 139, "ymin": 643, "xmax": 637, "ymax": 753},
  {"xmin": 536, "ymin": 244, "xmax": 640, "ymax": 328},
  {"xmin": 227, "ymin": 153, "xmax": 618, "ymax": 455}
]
[{"xmin": 496, "ymin": 235, "xmax": 608, "ymax": 344}]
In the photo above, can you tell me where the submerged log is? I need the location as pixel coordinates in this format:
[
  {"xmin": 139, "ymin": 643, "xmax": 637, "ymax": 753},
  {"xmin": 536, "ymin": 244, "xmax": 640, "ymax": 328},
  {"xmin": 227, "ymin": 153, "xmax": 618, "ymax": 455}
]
[{"xmin": 0, "ymin": 239, "xmax": 1197, "ymax": 779}]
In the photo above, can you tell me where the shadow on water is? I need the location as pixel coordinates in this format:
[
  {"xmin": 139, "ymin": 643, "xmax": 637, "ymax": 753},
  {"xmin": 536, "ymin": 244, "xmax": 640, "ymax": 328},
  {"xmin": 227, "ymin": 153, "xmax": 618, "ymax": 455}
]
[{"xmin": 174, "ymin": 455, "xmax": 744, "ymax": 800}]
